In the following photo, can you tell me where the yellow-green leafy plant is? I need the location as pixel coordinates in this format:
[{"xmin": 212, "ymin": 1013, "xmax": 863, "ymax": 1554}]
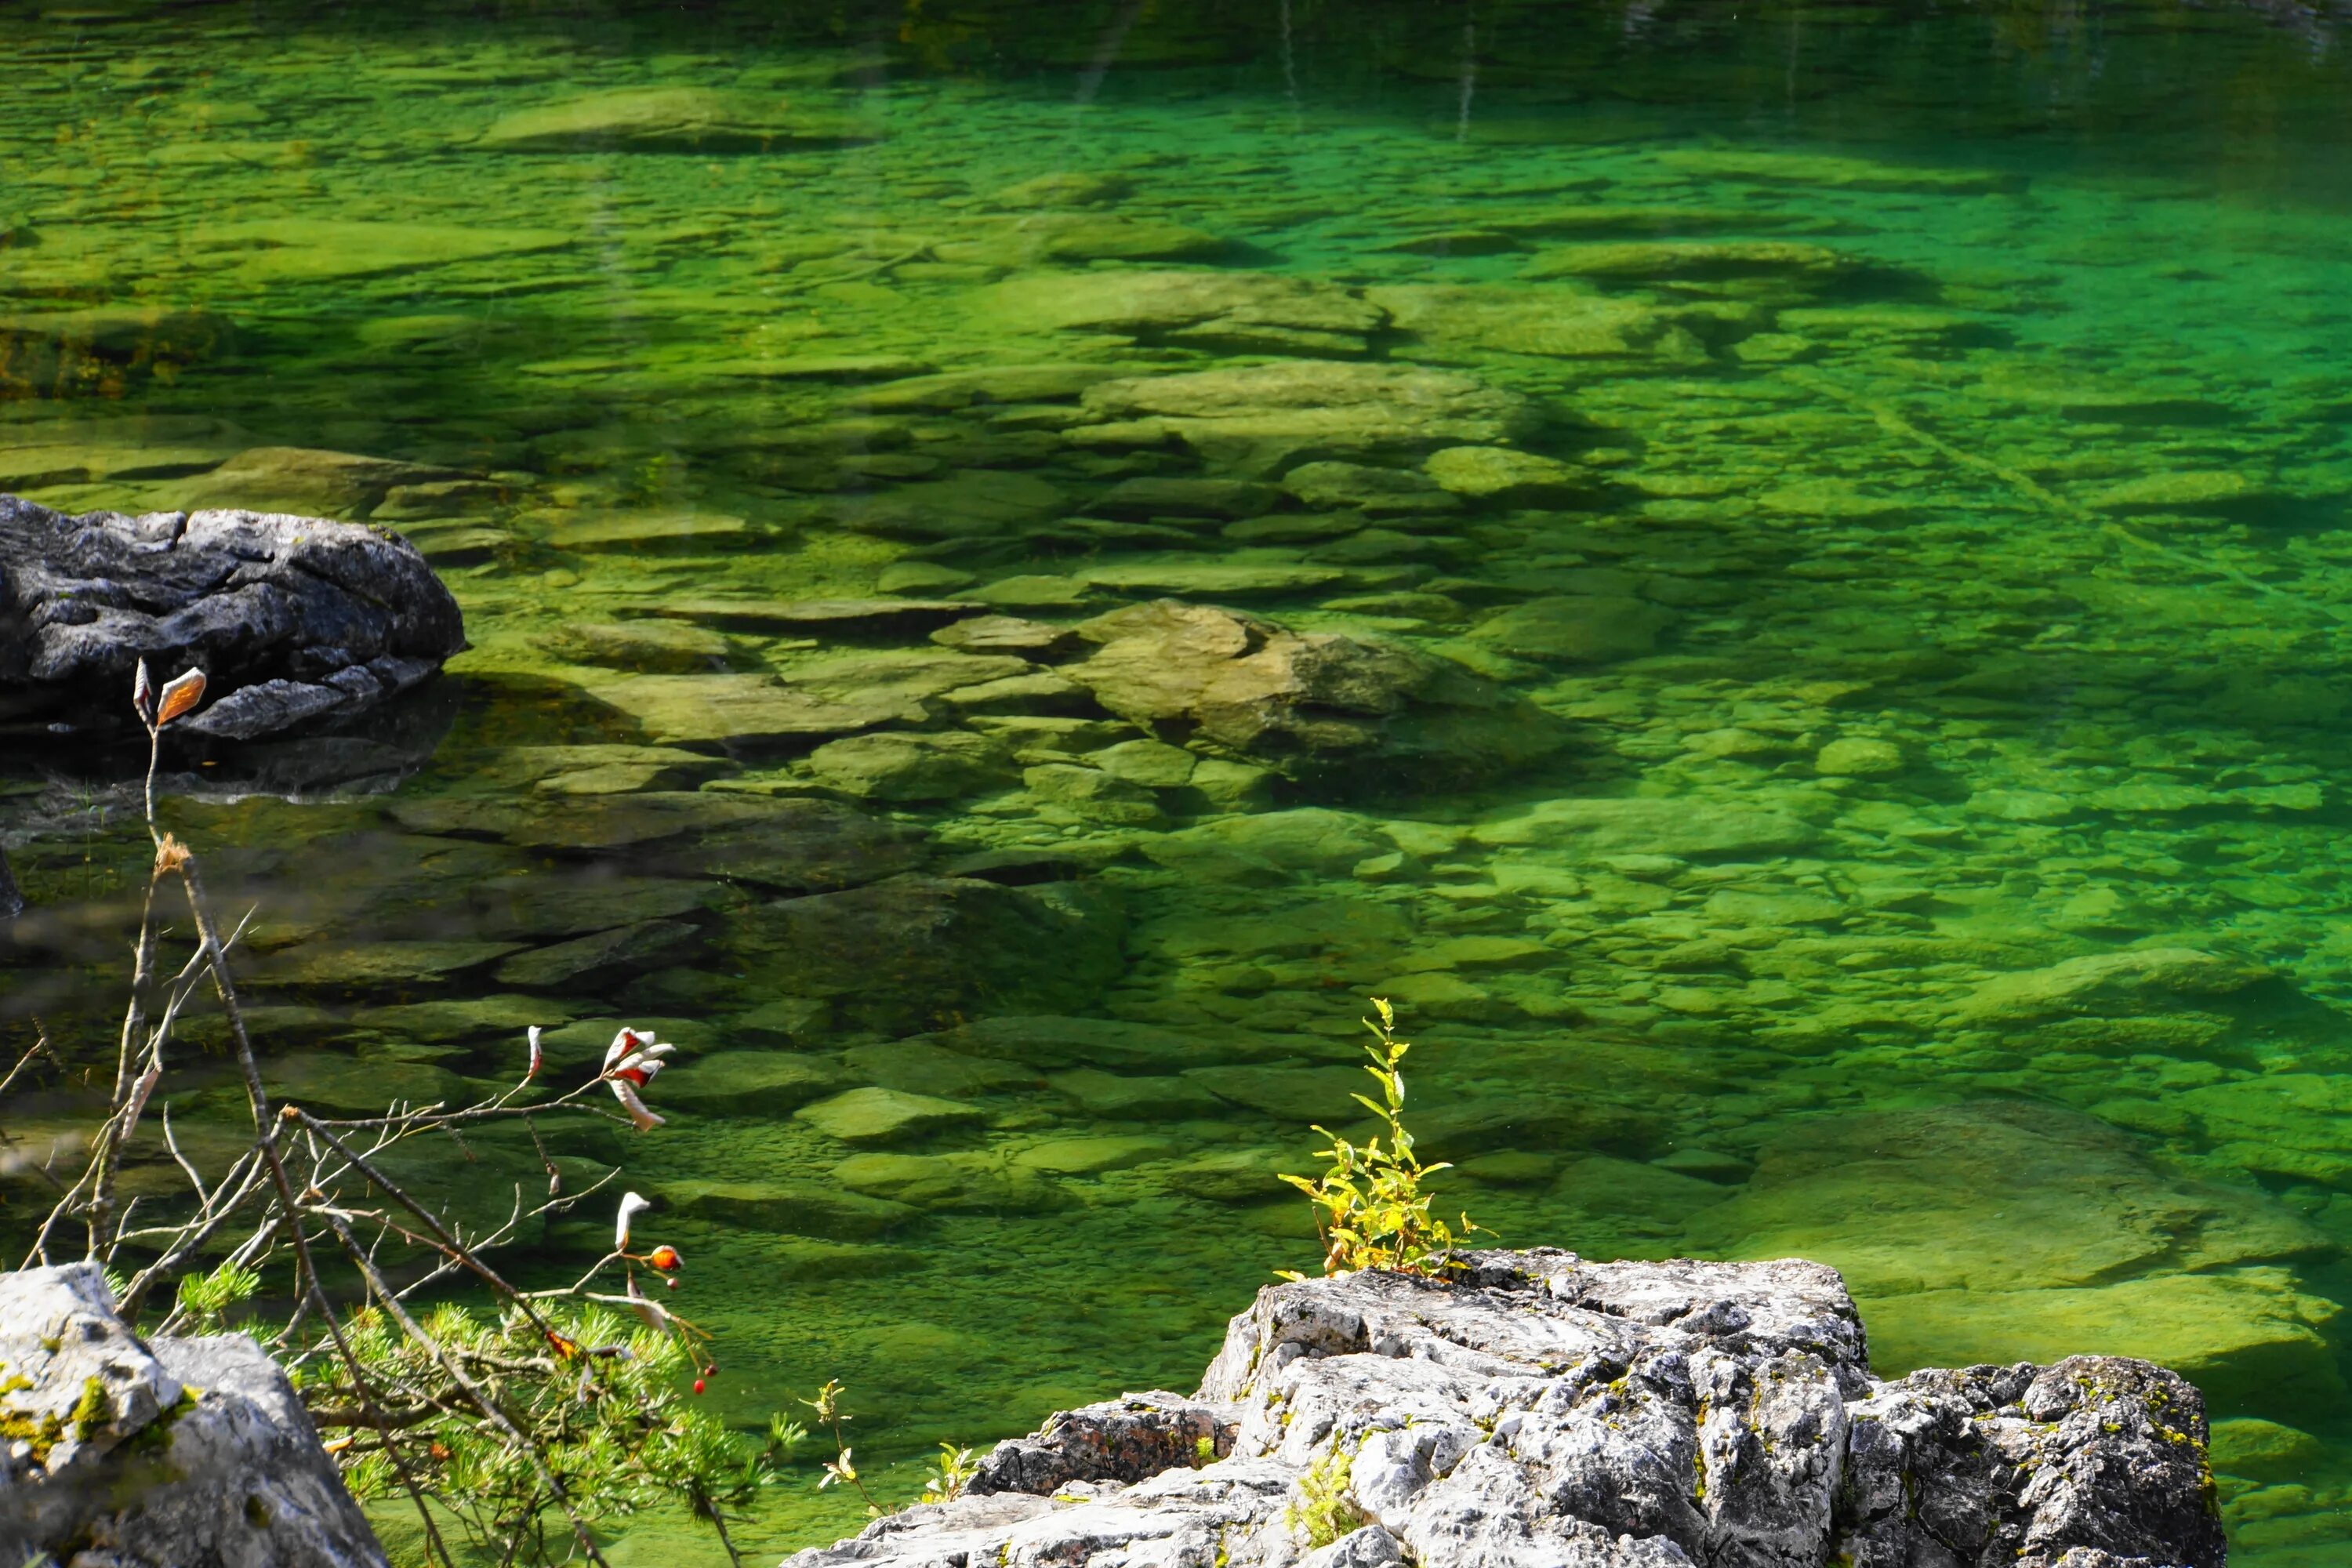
[
  {"xmin": 1285, "ymin": 1444, "xmax": 1367, "ymax": 1547},
  {"xmin": 920, "ymin": 1441, "xmax": 982, "ymax": 1502},
  {"xmin": 1279, "ymin": 999, "xmax": 1486, "ymax": 1278}
]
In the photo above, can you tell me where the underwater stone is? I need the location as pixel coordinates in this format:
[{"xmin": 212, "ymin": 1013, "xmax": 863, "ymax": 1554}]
[
  {"xmin": 842, "ymin": 1039, "xmax": 1039, "ymax": 1098},
  {"xmin": 659, "ymin": 1178, "xmax": 915, "ymax": 1239},
  {"xmin": 492, "ymin": 916, "xmax": 700, "ymax": 988},
  {"xmin": 805, "ymin": 730, "xmax": 1017, "ymax": 801},
  {"xmin": 0, "ymin": 494, "xmax": 465, "ymax": 740},
  {"xmin": 797, "ymin": 1086, "xmax": 987, "ymax": 1145},
  {"xmin": 1955, "ymin": 948, "xmax": 2268, "ymax": 1023},
  {"xmin": 789, "ymin": 1253, "xmax": 2224, "ymax": 1568},
  {"xmin": 1466, "ymin": 595, "xmax": 1677, "ymax": 663},
  {"xmin": 937, "ymin": 213, "xmax": 1229, "ymax": 267},
  {"xmin": 1047, "ymin": 1068, "xmax": 1225, "ymax": 1120},
  {"xmin": 1813, "ymin": 735, "xmax": 1904, "ymax": 776},
  {"xmin": 539, "ymin": 619, "xmax": 729, "ymax": 672},
  {"xmin": 475, "ymin": 86, "xmax": 877, "ymax": 152},
  {"xmin": 1519, "ymin": 240, "xmax": 1854, "ymax": 283},
  {"xmin": 1421, "ymin": 445, "xmax": 1585, "ymax": 503},
  {"xmin": 1073, "ymin": 360, "xmax": 1539, "ymax": 475},
  {"xmin": 0, "ymin": 308, "xmax": 232, "ymax": 400},
  {"xmin": 167, "ymin": 446, "xmax": 468, "ymax": 520},
  {"xmin": 727, "ymin": 875, "xmax": 1124, "ymax": 1033},
  {"xmin": 655, "ymin": 1051, "xmax": 847, "ymax": 1116},
  {"xmin": 833, "ymin": 1152, "xmax": 1065, "ymax": 1211},
  {"xmin": 1280, "ymin": 460, "xmax": 1460, "ymax": 516},
  {"xmin": 837, "ymin": 469, "xmax": 1070, "ymax": 541},
  {"xmin": 1472, "ymin": 796, "xmax": 1820, "ymax": 858},
  {"xmin": 984, "ymin": 270, "xmax": 1386, "ymax": 356},
  {"xmin": 0, "ymin": 1263, "xmax": 389, "ymax": 1568},
  {"xmin": 1066, "ymin": 599, "xmax": 1569, "ymax": 786}
]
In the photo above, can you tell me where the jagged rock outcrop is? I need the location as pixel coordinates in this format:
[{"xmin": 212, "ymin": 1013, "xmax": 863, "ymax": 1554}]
[
  {"xmin": 0, "ymin": 1263, "xmax": 387, "ymax": 1568},
  {"xmin": 786, "ymin": 1251, "xmax": 2225, "ymax": 1568},
  {"xmin": 0, "ymin": 493, "xmax": 465, "ymax": 740}
]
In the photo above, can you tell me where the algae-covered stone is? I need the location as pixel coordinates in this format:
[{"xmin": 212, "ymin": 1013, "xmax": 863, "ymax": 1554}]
[
  {"xmin": 167, "ymin": 445, "xmax": 463, "ymax": 519},
  {"xmin": 477, "ymin": 86, "xmax": 877, "ymax": 152},
  {"xmin": 806, "ymin": 730, "xmax": 1015, "ymax": 801},
  {"xmin": 1047, "ymin": 1068, "xmax": 1225, "ymax": 1120},
  {"xmin": 1013, "ymin": 1135, "xmax": 1173, "ymax": 1175},
  {"xmin": 1421, "ymin": 445, "xmax": 1585, "ymax": 504},
  {"xmin": 2209, "ymin": 1418, "xmax": 2327, "ymax": 1483},
  {"xmin": 1161, "ymin": 1147, "xmax": 1285, "ymax": 1203},
  {"xmin": 797, "ymin": 1086, "xmax": 987, "ymax": 1145},
  {"xmin": 203, "ymin": 220, "xmax": 579, "ymax": 284},
  {"xmin": 655, "ymin": 1051, "xmax": 848, "ymax": 1115},
  {"xmin": 1073, "ymin": 361, "xmax": 1538, "ymax": 474},
  {"xmin": 1814, "ymin": 736, "xmax": 1904, "ymax": 777},
  {"xmin": 2087, "ymin": 471, "xmax": 2262, "ymax": 513},
  {"xmin": 1023, "ymin": 763, "xmax": 1167, "ymax": 826},
  {"xmin": 540, "ymin": 509, "xmax": 749, "ymax": 550},
  {"xmin": 662, "ymin": 1178, "xmax": 916, "ymax": 1239},
  {"xmin": 1068, "ymin": 599, "xmax": 1570, "ymax": 786},
  {"xmin": 1183, "ymin": 1064, "xmax": 1367, "ymax": 1121},
  {"xmin": 938, "ymin": 214, "xmax": 1229, "ymax": 267},
  {"xmin": 842, "ymin": 1039, "xmax": 1038, "ymax": 1098},
  {"xmin": 1655, "ymin": 148, "xmax": 2025, "ymax": 194},
  {"xmin": 1281, "ymin": 461, "xmax": 1459, "ymax": 516},
  {"xmin": 1956, "ymin": 948, "xmax": 2268, "ymax": 1023},
  {"xmin": 1472, "ymin": 795, "xmax": 1820, "ymax": 858},
  {"xmin": 1682, "ymin": 1102, "xmax": 2335, "ymax": 1367},
  {"xmin": 263, "ymin": 1052, "xmax": 469, "ymax": 1115},
  {"xmin": 1367, "ymin": 283, "xmax": 1683, "ymax": 361},
  {"xmin": 1468, "ymin": 595, "xmax": 1676, "ymax": 663},
  {"xmin": 1863, "ymin": 1269, "xmax": 2343, "ymax": 1419},
  {"xmin": 539, "ymin": 619, "xmax": 730, "ymax": 672},
  {"xmin": 982, "ymin": 270, "xmax": 1385, "ymax": 356},
  {"xmin": 727, "ymin": 876, "xmax": 1123, "ymax": 1033},
  {"xmin": 833, "ymin": 1152, "xmax": 1065, "ymax": 1211},
  {"xmin": 918, "ymin": 1014, "xmax": 1287, "ymax": 1072},
  {"xmin": 1520, "ymin": 241, "xmax": 1852, "ymax": 283},
  {"xmin": 495, "ymin": 917, "xmax": 699, "ymax": 988},
  {"xmin": 839, "ymin": 469, "xmax": 1069, "ymax": 541},
  {"xmin": 580, "ymin": 672, "xmax": 886, "ymax": 745}
]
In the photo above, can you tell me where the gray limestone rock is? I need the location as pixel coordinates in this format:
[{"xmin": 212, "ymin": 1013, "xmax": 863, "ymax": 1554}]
[
  {"xmin": 783, "ymin": 1251, "xmax": 2223, "ymax": 1568},
  {"xmin": 0, "ymin": 1262, "xmax": 386, "ymax": 1568},
  {"xmin": 0, "ymin": 493, "xmax": 464, "ymax": 739}
]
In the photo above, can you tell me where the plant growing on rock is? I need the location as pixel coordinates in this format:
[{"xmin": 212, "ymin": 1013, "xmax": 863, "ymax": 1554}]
[
  {"xmin": 5, "ymin": 662, "xmax": 781, "ymax": 1567},
  {"xmin": 1279, "ymin": 998, "xmax": 1486, "ymax": 1278}
]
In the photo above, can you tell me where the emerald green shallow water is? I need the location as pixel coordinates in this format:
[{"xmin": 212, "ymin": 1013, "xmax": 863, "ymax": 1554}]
[{"xmin": 5, "ymin": 2, "xmax": 2352, "ymax": 1560}]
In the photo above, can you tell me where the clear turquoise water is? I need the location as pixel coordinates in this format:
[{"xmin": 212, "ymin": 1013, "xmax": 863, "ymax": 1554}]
[{"xmin": 4, "ymin": 2, "xmax": 2352, "ymax": 1561}]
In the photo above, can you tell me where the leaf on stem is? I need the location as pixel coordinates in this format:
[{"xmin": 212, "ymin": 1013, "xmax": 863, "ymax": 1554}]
[
  {"xmin": 132, "ymin": 659, "xmax": 156, "ymax": 723},
  {"xmin": 155, "ymin": 667, "xmax": 207, "ymax": 727}
]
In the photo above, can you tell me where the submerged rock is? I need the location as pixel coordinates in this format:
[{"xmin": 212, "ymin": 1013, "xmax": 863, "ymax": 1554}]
[
  {"xmin": 1065, "ymin": 599, "xmax": 1570, "ymax": 786},
  {"xmin": 1071, "ymin": 361, "xmax": 1539, "ymax": 474},
  {"xmin": 474, "ymin": 86, "xmax": 877, "ymax": 152},
  {"xmin": 985, "ymin": 270, "xmax": 1388, "ymax": 356},
  {"xmin": 0, "ymin": 495, "xmax": 464, "ymax": 740},
  {"xmin": 0, "ymin": 1263, "xmax": 387, "ymax": 1568},
  {"xmin": 788, "ymin": 1251, "xmax": 2223, "ymax": 1568}
]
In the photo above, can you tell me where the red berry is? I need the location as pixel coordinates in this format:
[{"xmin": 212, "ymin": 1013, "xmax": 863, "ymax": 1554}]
[
  {"xmin": 692, "ymin": 1378, "xmax": 706, "ymax": 1396},
  {"xmin": 665, "ymin": 1276, "xmax": 680, "ymax": 1291}
]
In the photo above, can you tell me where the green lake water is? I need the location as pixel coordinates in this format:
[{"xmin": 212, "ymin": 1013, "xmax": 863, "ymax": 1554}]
[{"xmin": 5, "ymin": 2, "xmax": 2352, "ymax": 1560}]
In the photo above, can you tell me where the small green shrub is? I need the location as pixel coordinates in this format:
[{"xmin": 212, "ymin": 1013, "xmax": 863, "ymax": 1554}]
[
  {"xmin": 920, "ymin": 1441, "xmax": 982, "ymax": 1502},
  {"xmin": 1279, "ymin": 998, "xmax": 1486, "ymax": 1277},
  {"xmin": 1285, "ymin": 1444, "xmax": 1366, "ymax": 1547},
  {"xmin": 173, "ymin": 1260, "xmax": 259, "ymax": 1331}
]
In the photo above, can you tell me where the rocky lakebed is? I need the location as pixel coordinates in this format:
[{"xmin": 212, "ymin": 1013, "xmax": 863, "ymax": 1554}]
[{"xmin": 2, "ymin": 3, "xmax": 2352, "ymax": 1562}]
